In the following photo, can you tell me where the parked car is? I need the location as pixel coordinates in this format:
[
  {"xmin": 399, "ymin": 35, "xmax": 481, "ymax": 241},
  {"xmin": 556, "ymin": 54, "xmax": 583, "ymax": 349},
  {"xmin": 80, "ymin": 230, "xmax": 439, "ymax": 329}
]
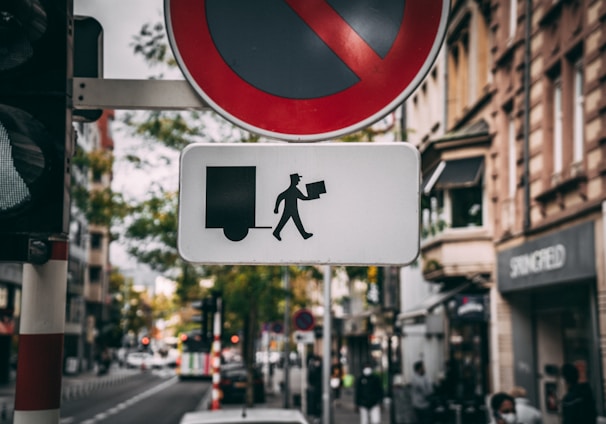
[
  {"xmin": 220, "ymin": 362, "xmax": 265, "ymax": 404},
  {"xmin": 125, "ymin": 352, "xmax": 153, "ymax": 369},
  {"xmin": 180, "ymin": 408, "xmax": 309, "ymax": 424}
]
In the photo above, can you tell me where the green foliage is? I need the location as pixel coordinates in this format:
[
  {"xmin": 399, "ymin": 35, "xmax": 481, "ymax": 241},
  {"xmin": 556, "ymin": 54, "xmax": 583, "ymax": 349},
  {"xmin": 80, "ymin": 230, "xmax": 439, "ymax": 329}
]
[
  {"xmin": 71, "ymin": 148, "xmax": 129, "ymax": 227},
  {"xmin": 87, "ymin": 188, "xmax": 127, "ymax": 226},
  {"xmin": 124, "ymin": 111, "xmax": 203, "ymax": 150},
  {"xmin": 72, "ymin": 148, "xmax": 114, "ymax": 176},
  {"xmin": 106, "ymin": 269, "xmax": 153, "ymax": 343},
  {"xmin": 209, "ymin": 266, "xmax": 286, "ymax": 328},
  {"xmin": 131, "ymin": 22, "xmax": 177, "ymax": 68},
  {"xmin": 344, "ymin": 266, "xmax": 371, "ymax": 281},
  {"xmin": 176, "ymin": 263, "xmax": 204, "ymax": 303},
  {"xmin": 124, "ymin": 189, "xmax": 180, "ymax": 273}
]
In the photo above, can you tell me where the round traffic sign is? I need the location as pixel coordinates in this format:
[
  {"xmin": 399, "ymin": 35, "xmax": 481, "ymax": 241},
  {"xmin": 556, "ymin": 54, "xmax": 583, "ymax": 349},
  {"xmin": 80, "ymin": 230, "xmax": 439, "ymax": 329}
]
[
  {"xmin": 165, "ymin": 0, "xmax": 449, "ymax": 141},
  {"xmin": 293, "ymin": 309, "xmax": 315, "ymax": 332},
  {"xmin": 271, "ymin": 322, "xmax": 283, "ymax": 334}
]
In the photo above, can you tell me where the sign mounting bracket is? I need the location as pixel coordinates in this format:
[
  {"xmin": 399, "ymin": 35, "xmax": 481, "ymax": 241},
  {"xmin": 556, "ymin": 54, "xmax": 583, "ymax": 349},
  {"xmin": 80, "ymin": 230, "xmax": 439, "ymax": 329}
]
[{"xmin": 72, "ymin": 77, "xmax": 210, "ymax": 111}]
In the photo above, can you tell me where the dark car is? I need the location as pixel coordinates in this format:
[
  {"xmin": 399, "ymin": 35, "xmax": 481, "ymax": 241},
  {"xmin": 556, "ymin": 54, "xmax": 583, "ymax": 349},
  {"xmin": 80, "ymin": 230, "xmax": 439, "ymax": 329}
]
[{"xmin": 219, "ymin": 362, "xmax": 265, "ymax": 404}]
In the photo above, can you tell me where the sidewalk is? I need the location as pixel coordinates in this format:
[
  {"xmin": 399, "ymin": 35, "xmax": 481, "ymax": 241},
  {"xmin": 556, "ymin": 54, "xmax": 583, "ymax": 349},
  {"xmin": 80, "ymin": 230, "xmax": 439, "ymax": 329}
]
[{"xmin": 0, "ymin": 364, "xmax": 141, "ymax": 423}]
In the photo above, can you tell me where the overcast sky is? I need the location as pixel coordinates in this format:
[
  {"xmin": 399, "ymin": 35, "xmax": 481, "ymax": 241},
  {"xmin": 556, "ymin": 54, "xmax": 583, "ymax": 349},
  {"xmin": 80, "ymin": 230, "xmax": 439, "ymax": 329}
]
[{"xmin": 74, "ymin": 0, "xmax": 167, "ymax": 79}]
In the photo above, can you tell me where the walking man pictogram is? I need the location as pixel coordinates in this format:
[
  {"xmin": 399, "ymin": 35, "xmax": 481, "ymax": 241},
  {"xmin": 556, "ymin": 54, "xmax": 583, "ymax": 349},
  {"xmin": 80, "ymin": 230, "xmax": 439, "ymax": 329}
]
[{"xmin": 273, "ymin": 173, "xmax": 325, "ymax": 241}]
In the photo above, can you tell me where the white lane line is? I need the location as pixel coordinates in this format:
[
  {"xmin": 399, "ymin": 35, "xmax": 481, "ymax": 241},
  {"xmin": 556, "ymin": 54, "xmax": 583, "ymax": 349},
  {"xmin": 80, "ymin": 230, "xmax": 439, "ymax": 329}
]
[{"xmin": 66, "ymin": 376, "xmax": 178, "ymax": 423}]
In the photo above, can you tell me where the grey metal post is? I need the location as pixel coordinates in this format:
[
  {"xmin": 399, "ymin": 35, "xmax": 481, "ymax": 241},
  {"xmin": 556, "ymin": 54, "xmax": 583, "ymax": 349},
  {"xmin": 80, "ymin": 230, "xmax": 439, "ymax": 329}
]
[
  {"xmin": 283, "ymin": 266, "xmax": 291, "ymax": 408},
  {"xmin": 301, "ymin": 343, "xmax": 308, "ymax": 415},
  {"xmin": 322, "ymin": 265, "xmax": 332, "ymax": 424}
]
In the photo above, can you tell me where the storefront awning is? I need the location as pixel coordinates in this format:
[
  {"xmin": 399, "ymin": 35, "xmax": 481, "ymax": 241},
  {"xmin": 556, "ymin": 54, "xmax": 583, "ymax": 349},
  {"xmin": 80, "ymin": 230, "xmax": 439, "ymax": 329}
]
[
  {"xmin": 397, "ymin": 282, "xmax": 472, "ymax": 322},
  {"xmin": 423, "ymin": 157, "xmax": 484, "ymax": 194}
]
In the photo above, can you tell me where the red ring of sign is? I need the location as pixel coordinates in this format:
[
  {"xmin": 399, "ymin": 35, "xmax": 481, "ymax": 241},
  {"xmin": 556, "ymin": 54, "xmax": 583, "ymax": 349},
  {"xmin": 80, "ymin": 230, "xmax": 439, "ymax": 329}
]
[
  {"xmin": 166, "ymin": 0, "xmax": 448, "ymax": 141},
  {"xmin": 293, "ymin": 309, "xmax": 315, "ymax": 332}
]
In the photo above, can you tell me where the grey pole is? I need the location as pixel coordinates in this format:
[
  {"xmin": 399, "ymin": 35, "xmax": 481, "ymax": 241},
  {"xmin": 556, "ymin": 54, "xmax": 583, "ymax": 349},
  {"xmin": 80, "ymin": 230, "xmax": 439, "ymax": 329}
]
[
  {"xmin": 322, "ymin": 265, "xmax": 332, "ymax": 424},
  {"xmin": 283, "ymin": 266, "xmax": 291, "ymax": 408}
]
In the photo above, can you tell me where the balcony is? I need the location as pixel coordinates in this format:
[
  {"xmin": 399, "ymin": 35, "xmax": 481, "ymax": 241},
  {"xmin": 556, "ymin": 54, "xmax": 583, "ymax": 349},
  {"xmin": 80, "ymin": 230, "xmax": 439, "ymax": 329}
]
[{"xmin": 421, "ymin": 226, "xmax": 494, "ymax": 283}]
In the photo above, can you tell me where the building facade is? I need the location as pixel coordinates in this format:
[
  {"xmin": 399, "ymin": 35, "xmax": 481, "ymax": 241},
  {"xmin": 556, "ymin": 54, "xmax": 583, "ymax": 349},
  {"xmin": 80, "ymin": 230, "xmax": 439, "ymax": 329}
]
[
  {"xmin": 399, "ymin": 0, "xmax": 606, "ymax": 421},
  {"xmin": 398, "ymin": 0, "xmax": 495, "ymax": 411},
  {"xmin": 67, "ymin": 110, "xmax": 115, "ymax": 373},
  {"xmin": 491, "ymin": 0, "xmax": 606, "ymax": 421}
]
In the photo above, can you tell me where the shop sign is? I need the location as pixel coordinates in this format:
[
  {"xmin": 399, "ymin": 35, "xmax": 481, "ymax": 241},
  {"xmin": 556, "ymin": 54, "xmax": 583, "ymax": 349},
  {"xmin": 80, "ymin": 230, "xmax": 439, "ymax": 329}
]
[
  {"xmin": 450, "ymin": 295, "xmax": 487, "ymax": 321},
  {"xmin": 509, "ymin": 244, "xmax": 566, "ymax": 278},
  {"xmin": 497, "ymin": 221, "xmax": 596, "ymax": 293}
]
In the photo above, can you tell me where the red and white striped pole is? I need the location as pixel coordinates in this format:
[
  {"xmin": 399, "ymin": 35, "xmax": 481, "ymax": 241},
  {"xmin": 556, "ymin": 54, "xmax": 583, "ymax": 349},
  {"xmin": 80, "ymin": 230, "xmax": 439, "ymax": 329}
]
[
  {"xmin": 14, "ymin": 240, "xmax": 68, "ymax": 424},
  {"xmin": 210, "ymin": 296, "xmax": 222, "ymax": 411}
]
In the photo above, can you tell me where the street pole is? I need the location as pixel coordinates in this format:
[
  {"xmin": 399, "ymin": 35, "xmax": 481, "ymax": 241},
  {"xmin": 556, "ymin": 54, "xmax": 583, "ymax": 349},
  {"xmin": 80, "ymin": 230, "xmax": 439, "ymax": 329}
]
[
  {"xmin": 300, "ymin": 343, "xmax": 307, "ymax": 415},
  {"xmin": 322, "ymin": 265, "xmax": 332, "ymax": 424},
  {"xmin": 211, "ymin": 296, "xmax": 222, "ymax": 410},
  {"xmin": 283, "ymin": 266, "xmax": 291, "ymax": 408},
  {"xmin": 14, "ymin": 240, "xmax": 68, "ymax": 424}
]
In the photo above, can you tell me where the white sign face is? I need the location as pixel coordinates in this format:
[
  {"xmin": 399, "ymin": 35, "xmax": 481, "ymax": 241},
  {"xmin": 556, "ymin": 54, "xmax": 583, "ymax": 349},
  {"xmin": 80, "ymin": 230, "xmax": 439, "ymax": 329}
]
[
  {"xmin": 178, "ymin": 143, "xmax": 420, "ymax": 265},
  {"xmin": 293, "ymin": 330, "xmax": 315, "ymax": 345}
]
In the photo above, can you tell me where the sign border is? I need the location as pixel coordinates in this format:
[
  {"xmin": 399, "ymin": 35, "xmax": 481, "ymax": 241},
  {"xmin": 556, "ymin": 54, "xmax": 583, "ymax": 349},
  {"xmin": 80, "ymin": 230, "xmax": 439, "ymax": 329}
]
[
  {"xmin": 177, "ymin": 143, "xmax": 421, "ymax": 266},
  {"xmin": 165, "ymin": 0, "xmax": 450, "ymax": 142},
  {"xmin": 293, "ymin": 308, "xmax": 315, "ymax": 331}
]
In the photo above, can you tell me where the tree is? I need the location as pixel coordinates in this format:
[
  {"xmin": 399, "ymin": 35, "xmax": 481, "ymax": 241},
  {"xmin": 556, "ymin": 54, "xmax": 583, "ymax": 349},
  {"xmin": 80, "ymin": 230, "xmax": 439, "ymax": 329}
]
[
  {"xmin": 72, "ymin": 146, "xmax": 130, "ymax": 229},
  {"xmin": 109, "ymin": 272, "xmax": 152, "ymax": 344}
]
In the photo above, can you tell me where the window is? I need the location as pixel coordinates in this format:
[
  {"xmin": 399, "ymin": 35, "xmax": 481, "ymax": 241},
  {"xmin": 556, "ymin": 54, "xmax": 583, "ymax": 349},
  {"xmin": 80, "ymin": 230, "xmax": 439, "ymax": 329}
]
[
  {"xmin": 509, "ymin": 0, "xmax": 518, "ymax": 40},
  {"xmin": 92, "ymin": 170, "xmax": 103, "ymax": 183},
  {"xmin": 70, "ymin": 221, "xmax": 82, "ymax": 247},
  {"xmin": 508, "ymin": 115, "xmax": 516, "ymax": 198},
  {"xmin": 553, "ymin": 78, "xmax": 563, "ymax": 174},
  {"xmin": 421, "ymin": 192, "xmax": 445, "ymax": 238},
  {"xmin": 449, "ymin": 186, "xmax": 483, "ymax": 227},
  {"xmin": 421, "ymin": 157, "xmax": 485, "ymax": 238},
  {"xmin": 89, "ymin": 266, "xmax": 102, "ymax": 283},
  {"xmin": 573, "ymin": 60, "xmax": 584, "ymax": 163},
  {"xmin": 90, "ymin": 232, "xmax": 103, "ymax": 250}
]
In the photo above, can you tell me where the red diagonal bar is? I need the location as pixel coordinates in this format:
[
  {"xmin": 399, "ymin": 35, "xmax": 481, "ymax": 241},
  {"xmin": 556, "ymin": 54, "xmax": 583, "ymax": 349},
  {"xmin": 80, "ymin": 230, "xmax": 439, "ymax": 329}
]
[{"xmin": 285, "ymin": 0, "xmax": 384, "ymax": 80}]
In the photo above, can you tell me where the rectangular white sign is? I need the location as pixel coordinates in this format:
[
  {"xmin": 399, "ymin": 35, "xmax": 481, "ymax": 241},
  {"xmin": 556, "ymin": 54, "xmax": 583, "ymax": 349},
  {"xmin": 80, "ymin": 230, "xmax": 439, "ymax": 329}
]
[
  {"xmin": 178, "ymin": 143, "xmax": 420, "ymax": 265},
  {"xmin": 293, "ymin": 331, "xmax": 315, "ymax": 345}
]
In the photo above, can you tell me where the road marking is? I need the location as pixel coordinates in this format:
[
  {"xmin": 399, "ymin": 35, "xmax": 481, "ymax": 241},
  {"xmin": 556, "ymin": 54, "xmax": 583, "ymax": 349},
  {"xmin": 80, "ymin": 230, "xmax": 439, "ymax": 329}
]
[{"xmin": 60, "ymin": 376, "xmax": 178, "ymax": 423}]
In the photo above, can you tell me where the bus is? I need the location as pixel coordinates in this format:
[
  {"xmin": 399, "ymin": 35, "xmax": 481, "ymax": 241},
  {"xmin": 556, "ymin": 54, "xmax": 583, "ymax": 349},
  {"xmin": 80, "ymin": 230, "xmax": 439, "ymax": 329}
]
[{"xmin": 176, "ymin": 330, "xmax": 212, "ymax": 380}]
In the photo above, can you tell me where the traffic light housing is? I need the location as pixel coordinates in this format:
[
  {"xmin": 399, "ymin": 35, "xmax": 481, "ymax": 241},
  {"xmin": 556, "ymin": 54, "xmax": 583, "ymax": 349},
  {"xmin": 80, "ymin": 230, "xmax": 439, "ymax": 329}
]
[
  {"xmin": 192, "ymin": 297, "xmax": 214, "ymax": 342},
  {"xmin": 0, "ymin": 0, "xmax": 73, "ymax": 262}
]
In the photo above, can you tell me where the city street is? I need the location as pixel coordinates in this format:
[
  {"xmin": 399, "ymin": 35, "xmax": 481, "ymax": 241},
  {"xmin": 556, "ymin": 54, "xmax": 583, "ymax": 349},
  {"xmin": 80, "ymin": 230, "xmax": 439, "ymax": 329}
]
[
  {"xmin": 59, "ymin": 370, "xmax": 208, "ymax": 424},
  {"xmin": 0, "ymin": 367, "xmax": 210, "ymax": 424}
]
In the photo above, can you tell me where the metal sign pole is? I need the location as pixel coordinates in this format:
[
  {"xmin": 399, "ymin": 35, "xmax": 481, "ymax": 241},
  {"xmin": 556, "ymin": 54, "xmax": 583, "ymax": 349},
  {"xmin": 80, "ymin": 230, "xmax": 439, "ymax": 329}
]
[
  {"xmin": 211, "ymin": 297, "xmax": 222, "ymax": 410},
  {"xmin": 322, "ymin": 265, "xmax": 332, "ymax": 424},
  {"xmin": 300, "ymin": 343, "xmax": 307, "ymax": 415},
  {"xmin": 283, "ymin": 267, "xmax": 291, "ymax": 408}
]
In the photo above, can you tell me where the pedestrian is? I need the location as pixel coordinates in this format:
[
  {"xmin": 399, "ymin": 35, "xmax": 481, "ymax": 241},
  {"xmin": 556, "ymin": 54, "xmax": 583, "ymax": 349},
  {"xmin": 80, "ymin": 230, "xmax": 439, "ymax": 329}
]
[
  {"xmin": 97, "ymin": 346, "xmax": 111, "ymax": 376},
  {"xmin": 307, "ymin": 354, "xmax": 322, "ymax": 417},
  {"xmin": 561, "ymin": 362, "xmax": 597, "ymax": 424},
  {"xmin": 355, "ymin": 361, "xmax": 383, "ymax": 424},
  {"xmin": 509, "ymin": 386, "xmax": 542, "ymax": 424},
  {"xmin": 411, "ymin": 360, "xmax": 433, "ymax": 424},
  {"xmin": 330, "ymin": 355, "xmax": 343, "ymax": 404},
  {"xmin": 490, "ymin": 392, "xmax": 518, "ymax": 424}
]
